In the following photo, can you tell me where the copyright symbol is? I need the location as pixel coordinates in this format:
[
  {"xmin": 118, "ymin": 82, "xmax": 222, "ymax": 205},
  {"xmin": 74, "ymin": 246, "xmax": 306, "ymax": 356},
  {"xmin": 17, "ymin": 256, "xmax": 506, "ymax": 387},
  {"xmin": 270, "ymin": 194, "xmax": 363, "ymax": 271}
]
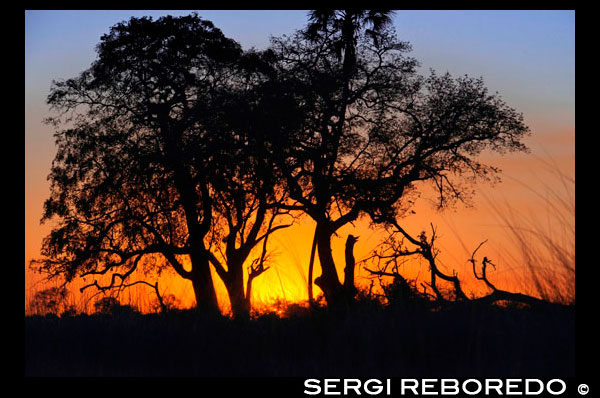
[{"xmin": 578, "ymin": 384, "xmax": 589, "ymax": 395}]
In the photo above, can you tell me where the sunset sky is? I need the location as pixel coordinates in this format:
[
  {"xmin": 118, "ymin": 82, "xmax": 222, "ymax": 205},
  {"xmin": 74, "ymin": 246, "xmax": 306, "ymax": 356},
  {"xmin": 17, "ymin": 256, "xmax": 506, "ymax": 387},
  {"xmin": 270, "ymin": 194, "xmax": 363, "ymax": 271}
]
[{"xmin": 25, "ymin": 10, "xmax": 574, "ymax": 312}]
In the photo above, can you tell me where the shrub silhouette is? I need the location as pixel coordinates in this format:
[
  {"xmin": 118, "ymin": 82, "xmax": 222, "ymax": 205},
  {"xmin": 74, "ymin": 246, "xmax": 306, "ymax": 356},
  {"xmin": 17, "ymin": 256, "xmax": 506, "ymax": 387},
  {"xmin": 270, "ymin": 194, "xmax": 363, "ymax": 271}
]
[
  {"xmin": 29, "ymin": 286, "xmax": 69, "ymax": 315},
  {"xmin": 151, "ymin": 293, "xmax": 181, "ymax": 313},
  {"xmin": 93, "ymin": 297, "xmax": 137, "ymax": 316}
]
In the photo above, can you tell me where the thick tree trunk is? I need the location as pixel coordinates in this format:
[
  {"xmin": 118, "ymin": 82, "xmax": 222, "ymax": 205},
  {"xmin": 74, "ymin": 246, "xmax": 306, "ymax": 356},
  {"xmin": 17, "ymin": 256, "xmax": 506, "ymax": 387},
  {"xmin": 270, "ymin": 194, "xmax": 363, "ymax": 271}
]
[
  {"xmin": 189, "ymin": 253, "xmax": 219, "ymax": 312},
  {"xmin": 224, "ymin": 259, "xmax": 251, "ymax": 319},
  {"xmin": 313, "ymin": 222, "xmax": 344, "ymax": 306},
  {"xmin": 229, "ymin": 275, "xmax": 251, "ymax": 319}
]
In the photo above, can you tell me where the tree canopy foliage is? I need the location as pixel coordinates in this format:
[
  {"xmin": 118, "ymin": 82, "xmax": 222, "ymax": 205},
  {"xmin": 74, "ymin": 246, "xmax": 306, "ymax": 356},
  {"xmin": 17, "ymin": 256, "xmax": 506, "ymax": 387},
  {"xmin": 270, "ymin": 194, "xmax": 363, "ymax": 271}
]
[
  {"xmin": 33, "ymin": 11, "xmax": 530, "ymax": 315},
  {"xmin": 260, "ymin": 13, "xmax": 529, "ymax": 305},
  {"xmin": 35, "ymin": 14, "xmax": 291, "ymax": 317}
]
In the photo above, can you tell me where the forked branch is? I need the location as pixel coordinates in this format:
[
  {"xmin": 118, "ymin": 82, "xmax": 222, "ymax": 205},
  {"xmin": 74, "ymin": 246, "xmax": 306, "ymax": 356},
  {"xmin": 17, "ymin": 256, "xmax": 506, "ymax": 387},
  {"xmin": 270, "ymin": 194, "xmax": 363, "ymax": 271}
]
[
  {"xmin": 79, "ymin": 254, "xmax": 168, "ymax": 313},
  {"xmin": 366, "ymin": 221, "xmax": 549, "ymax": 307}
]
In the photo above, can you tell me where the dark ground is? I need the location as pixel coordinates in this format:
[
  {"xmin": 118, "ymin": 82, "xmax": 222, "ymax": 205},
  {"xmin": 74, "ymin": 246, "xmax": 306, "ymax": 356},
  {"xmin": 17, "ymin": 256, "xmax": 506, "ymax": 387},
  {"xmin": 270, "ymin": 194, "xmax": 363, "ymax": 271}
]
[{"xmin": 24, "ymin": 300, "xmax": 575, "ymax": 377}]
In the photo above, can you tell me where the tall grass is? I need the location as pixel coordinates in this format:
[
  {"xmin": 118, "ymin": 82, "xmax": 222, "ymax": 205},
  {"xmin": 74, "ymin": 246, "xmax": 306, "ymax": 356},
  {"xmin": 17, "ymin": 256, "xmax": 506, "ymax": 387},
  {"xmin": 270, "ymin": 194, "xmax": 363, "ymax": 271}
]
[{"xmin": 483, "ymin": 157, "xmax": 574, "ymax": 304}]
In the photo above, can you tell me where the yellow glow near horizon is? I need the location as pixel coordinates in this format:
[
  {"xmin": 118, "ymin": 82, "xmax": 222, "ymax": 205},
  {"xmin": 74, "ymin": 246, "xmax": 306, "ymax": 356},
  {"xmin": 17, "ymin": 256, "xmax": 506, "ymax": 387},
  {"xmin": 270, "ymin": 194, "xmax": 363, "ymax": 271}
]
[{"xmin": 24, "ymin": 131, "xmax": 575, "ymax": 315}]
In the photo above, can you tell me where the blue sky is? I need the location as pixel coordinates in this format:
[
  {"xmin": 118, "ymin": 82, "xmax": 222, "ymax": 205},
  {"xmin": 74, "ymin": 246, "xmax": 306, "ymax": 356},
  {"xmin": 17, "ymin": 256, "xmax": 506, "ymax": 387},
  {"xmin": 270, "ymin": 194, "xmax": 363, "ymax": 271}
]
[{"xmin": 25, "ymin": 10, "xmax": 574, "ymax": 132}]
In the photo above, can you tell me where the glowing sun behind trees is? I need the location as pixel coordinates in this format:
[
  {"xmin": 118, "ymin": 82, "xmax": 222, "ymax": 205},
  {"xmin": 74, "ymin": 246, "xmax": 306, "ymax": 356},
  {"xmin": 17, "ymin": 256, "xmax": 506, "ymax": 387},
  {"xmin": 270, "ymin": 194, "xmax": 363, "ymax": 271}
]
[
  {"xmin": 31, "ymin": 11, "xmax": 530, "ymax": 317},
  {"xmin": 33, "ymin": 14, "xmax": 293, "ymax": 319},
  {"xmin": 262, "ymin": 11, "xmax": 529, "ymax": 306}
]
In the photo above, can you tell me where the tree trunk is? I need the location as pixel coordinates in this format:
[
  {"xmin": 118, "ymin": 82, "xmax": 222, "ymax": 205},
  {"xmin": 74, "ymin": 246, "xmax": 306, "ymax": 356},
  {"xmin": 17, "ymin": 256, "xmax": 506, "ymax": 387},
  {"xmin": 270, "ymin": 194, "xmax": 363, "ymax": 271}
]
[
  {"xmin": 307, "ymin": 225, "xmax": 318, "ymax": 305},
  {"xmin": 313, "ymin": 222, "xmax": 344, "ymax": 306},
  {"xmin": 225, "ymin": 260, "xmax": 251, "ymax": 319},
  {"xmin": 189, "ymin": 252, "xmax": 219, "ymax": 312}
]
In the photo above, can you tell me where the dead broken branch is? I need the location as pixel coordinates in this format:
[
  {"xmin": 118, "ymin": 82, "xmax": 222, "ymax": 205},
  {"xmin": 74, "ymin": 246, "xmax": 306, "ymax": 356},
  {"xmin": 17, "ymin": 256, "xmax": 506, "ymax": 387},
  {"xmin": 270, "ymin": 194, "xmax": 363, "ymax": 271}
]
[{"xmin": 365, "ymin": 221, "xmax": 549, "ymax": 307}]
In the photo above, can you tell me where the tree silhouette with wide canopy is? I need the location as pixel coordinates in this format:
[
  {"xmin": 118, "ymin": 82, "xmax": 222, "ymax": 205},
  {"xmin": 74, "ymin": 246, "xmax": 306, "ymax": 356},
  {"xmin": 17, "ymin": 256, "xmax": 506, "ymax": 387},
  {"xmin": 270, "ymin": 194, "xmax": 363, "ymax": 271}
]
[
  {"xmin": 33, "ymin": 11, "xmax": 531, "ymax": 314},
  {"xmin": 262, "ymin": 11, "xmax": 530, "ymax": 306},
  {"xmin": 33, "ymin": 14, "xmax": 291, "ymax": 317}
]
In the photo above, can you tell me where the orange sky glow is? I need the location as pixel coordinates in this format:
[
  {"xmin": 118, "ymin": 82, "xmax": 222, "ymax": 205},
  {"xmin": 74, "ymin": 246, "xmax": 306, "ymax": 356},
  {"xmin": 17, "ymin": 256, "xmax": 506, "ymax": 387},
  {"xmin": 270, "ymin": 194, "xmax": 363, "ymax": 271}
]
[
  {"xmin": 25, "ymin": 10, "xmax": 574, "ymax": 315},
  {"xmin": 25, "ymin": 128, "xmax": 574, "ymax": 315}
]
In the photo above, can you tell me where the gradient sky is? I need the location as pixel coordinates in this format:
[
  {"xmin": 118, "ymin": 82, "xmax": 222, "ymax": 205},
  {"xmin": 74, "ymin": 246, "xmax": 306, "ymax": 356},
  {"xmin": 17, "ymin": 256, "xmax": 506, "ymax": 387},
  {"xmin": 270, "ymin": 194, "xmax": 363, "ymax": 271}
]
[{"xmin": 25, "ymin": 10, "xmax": 575, "ymax": 311}]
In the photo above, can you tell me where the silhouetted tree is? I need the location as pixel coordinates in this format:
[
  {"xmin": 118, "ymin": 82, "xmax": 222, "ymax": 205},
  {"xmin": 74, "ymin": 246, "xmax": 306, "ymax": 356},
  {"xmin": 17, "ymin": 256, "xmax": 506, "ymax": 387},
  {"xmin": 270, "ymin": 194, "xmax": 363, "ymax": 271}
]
[
  {"xmin": 305, "ymin": 10, "xmax": 394, "ymax": 77},
  {"xmin": 205, "ymin": 98, "xmax": 294, "ymax": 316},
  {"xmin": 265, "ymin": 11, "xmax": 530, "ymax": 307},
  {"xmin": 32, "ymin": 14, "xmax": 289, "ymax": 317},
  {"xmin": 304, "ymin": 9, "xmax": 395, "ymax": 304}
]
